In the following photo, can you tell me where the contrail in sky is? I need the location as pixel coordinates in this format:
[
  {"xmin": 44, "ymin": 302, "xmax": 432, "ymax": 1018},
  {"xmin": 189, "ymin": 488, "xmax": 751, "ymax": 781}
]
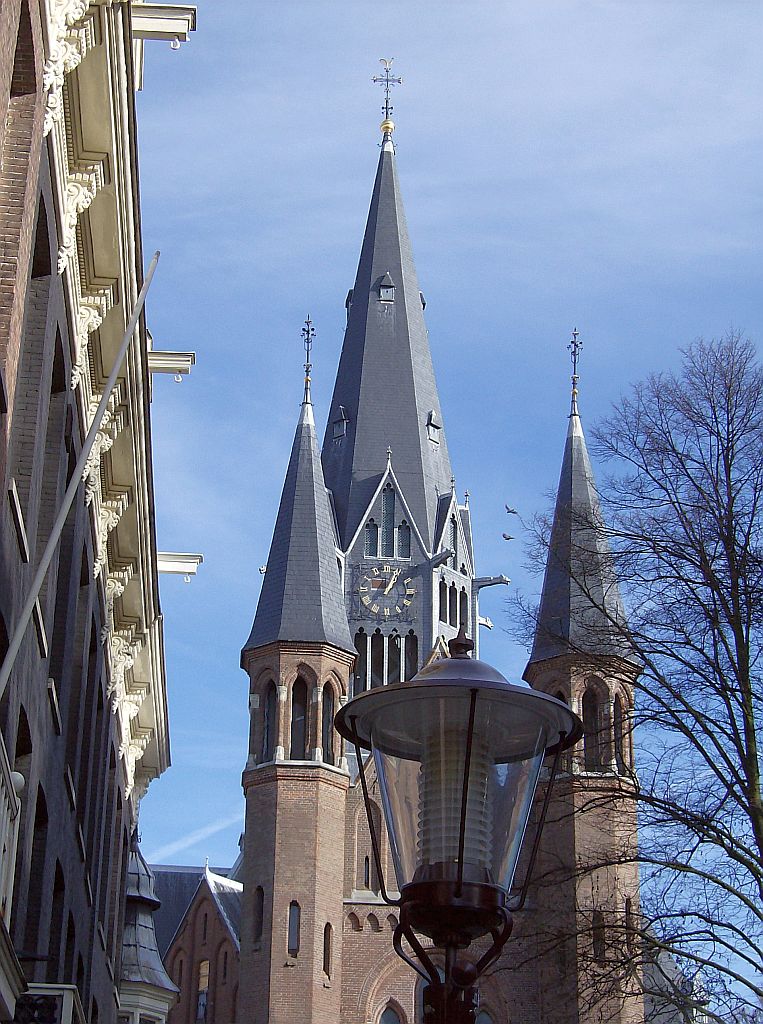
[{"xmin": 144, "ymin": 809, "xmax": 242, "ymax": 863}]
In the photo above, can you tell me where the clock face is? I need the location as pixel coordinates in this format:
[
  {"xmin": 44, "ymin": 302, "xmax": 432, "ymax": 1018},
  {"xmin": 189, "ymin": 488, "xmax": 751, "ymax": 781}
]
[{"xmin": 357, "ymin": 564, "xmax": 416, "ymax": 621}]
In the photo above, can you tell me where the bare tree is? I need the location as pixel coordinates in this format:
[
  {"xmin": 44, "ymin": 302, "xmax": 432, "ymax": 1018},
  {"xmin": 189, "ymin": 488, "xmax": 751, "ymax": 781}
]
[{"xmin": 514, "ymin": 332, "xmax": 763, "ymax": 1023}]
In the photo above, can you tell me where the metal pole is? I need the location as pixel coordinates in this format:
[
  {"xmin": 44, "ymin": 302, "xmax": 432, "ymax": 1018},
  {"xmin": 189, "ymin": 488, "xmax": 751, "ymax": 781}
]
[{"xmin": 0, "ymin": 251, "xmax": 160, "ymax": 699}]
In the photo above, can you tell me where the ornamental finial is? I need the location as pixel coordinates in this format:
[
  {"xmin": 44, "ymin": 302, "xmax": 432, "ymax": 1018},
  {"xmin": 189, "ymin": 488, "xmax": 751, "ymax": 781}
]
[
  {"xmin": 568, "ymin": 327, "xmax": 582, "ymax": 416},
  {"xmin": 302, "ymin": 315, "xmax": 315, "ymax": 404},
  {"xmin": 373, "ymin": 58, "xmax": 402, "ymax": 139}
]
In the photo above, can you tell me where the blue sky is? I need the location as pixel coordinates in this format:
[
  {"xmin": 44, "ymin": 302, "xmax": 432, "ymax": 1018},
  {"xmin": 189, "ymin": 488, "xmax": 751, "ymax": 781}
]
[{"xmin": 135, "ymin": 1, "xmax": 763, "ymax": 865}]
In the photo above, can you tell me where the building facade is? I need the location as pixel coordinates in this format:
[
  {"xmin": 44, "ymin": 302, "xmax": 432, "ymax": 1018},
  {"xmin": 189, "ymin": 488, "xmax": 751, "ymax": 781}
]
[
  {"xmin": 232, "ymin": 115, "xmax": 646, "ymax": 1024},
  {"xmin": 0, "ymin": 2, "xmax": 194, "ymax": 1023}
]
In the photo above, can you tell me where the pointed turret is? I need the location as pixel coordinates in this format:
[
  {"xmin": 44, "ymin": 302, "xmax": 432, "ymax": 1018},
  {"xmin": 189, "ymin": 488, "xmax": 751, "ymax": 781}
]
[
  {"xmin": 119, "ymin": 831, "xmax": 178, "ymax": 1023},
  {"xmin": 243, "ymin": 342, "xmax": 353, "ymax": 658},
  {"xmin": 322, "ymin": 121, "xmax": 453, "ymax": 552},
  {"xmin": 526, "ymin": 341, "xmax": 629, "ymax": 668}
]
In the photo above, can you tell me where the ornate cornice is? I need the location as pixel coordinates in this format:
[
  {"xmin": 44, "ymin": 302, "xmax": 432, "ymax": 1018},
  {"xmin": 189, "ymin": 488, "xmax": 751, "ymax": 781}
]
[
  {"xmin": 72, "ymin": 284, "xmax": 115, "ymax": 388},
  {"xmin": 94, "ymin": 491, "xmax": 129, "ymax": 576},
  {"xmin": 43, "ymin": 2, "xmax": 100, "ymax": 136},
  {"xmin": 57, "ymin": 161, "xmax": 107, "ymax": 273},
  {"xmin": 82, "ymin": 384, "xmax": 126, "ymax": 503}
]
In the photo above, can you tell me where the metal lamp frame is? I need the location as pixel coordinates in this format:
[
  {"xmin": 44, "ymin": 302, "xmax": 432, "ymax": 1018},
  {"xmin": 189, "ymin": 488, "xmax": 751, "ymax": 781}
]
[{"xmin": 347, "ymin": 707, "xmax": 569, "ymax": 1024}]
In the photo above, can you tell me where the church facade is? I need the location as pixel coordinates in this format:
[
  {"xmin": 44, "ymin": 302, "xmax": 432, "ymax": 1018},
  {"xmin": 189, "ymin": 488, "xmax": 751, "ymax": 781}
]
[{"xmin": 234, "ymin": 115, "xmax": 645, "ymax": 1024}]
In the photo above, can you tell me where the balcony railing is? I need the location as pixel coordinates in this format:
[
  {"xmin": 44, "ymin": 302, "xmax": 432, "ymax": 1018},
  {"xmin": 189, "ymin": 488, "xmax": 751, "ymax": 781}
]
[
  {"xmin": 14, "ymin": 984, "xmax": 86, "ymax": 1024},
  {"xmin": 0, "ymin": 730, "xmax": 23, "ymax": 926}
]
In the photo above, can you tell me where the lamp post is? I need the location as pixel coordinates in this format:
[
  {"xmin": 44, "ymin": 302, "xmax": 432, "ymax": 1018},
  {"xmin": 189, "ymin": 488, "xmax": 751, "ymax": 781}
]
[{"xmin": 334, "ymin": 628, "xmax": 582, "ymax": 1024}]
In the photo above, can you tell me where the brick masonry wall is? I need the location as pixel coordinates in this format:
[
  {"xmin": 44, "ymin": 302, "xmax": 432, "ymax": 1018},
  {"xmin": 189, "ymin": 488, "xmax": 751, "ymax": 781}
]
[{"xmin": 166, "ymin": 888, "xmax": 240, "ymax": 1024}]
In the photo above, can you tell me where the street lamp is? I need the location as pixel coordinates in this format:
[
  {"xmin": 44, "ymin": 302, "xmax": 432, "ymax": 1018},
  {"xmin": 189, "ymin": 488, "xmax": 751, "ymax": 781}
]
[{"xmin": 335, "ymin": 628, "xmax": 582, "ymax": 1024}]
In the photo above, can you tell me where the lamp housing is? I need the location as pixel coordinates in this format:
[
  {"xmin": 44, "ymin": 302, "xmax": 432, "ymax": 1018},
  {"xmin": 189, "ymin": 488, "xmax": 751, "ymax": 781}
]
[{"xmin": 335, "ymin": 639, "xmax": 581, "ymax": 952}]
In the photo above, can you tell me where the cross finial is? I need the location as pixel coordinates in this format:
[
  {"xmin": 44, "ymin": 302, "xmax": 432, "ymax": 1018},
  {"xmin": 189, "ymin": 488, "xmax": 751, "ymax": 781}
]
[
  {"xmin": 302, "ymin": 315, "xmax": 315, "ymax": 403},
  {"xmin": 568, "ymin": 327, "xmax": 582, "ymax": 415},
  {"xmin": 373, "ymin": 58, "xmax": 402, "ymax": 133}
]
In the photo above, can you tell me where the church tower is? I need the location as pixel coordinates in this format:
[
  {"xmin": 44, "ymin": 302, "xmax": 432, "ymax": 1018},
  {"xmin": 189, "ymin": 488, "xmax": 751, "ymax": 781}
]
[
  {"xmin": 321, "ymin": 112, "xmax": 492, "ymax": 690},
  {"xmin": 522, "ymin": 337, "xmax": 643, "ymax": 1024},
  {"xmin": 239, "ymin": 338, "xmax": 355, "ymax": 1024}
]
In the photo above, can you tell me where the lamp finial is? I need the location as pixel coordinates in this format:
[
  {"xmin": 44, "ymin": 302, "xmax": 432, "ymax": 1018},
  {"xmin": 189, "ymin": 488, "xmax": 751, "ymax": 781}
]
[{"xmin": 448, "ymin": 624, "xmax": 474, "ymax": 660}]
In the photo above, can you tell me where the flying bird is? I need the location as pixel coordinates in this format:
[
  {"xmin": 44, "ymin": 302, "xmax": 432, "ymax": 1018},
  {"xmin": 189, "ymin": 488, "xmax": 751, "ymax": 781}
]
[
  {"xmin": 505, "ymin": 505, "xmax": 517, "ymax": 514},
  {"xmin": 502, "ymin": 533, "xmax": 514, "ymax": 541}
]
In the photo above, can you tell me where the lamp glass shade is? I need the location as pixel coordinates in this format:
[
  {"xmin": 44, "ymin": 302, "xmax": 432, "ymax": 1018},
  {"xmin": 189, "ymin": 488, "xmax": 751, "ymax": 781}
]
[
  {"xmin": 335, "ymin": 655, "xmax": 582, "ymax": 898},
  {"xmin": 368, "ymin": 686, "xmax": 552, "ymax": 893}
]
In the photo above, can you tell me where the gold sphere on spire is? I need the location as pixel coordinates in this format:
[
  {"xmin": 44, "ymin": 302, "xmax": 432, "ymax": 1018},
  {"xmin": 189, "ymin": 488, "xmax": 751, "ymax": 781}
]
[{"xmin": 380, "ymin": 118, "xmax": 395, "ymax": 135}]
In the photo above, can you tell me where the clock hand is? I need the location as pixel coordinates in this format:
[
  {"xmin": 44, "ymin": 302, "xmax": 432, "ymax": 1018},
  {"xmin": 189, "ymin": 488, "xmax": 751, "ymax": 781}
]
[{"xmin": 384, "ymin": 569, "xmax": 400, "ymax": 595}]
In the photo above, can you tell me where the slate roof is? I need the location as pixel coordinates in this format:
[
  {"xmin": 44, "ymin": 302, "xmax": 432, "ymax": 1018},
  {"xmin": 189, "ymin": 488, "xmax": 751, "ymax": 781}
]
[
  {"xmin": 321, "ymin": 132, "xmax": 454, "ymax": 553},
  {"xmin": 243, "ymin": 396, "xmax": 354, "ymax": 655},
  {"xmin": 526, "ymin": 404, "xmax": 631, "ymax": 667},
  {"xmin": 120, "ymin": 835, "xmax": 178, "ymax": 992},
  {"xmin": 206, "ymin": 870, "xmax": 243, "ymax": 949}
]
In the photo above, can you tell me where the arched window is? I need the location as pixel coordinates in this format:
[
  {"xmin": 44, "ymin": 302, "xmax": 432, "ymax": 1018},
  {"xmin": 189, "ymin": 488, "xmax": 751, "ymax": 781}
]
[
  {"xmin": 196, "ymin": 960, "xmax": 209, "ymax": 1020},
  {"xmin": 388, "ymin": 632, "xmax": 401, "ymax": 686},
  {"xmin": 176, "ymin": 957, "xmax": 184, "ymax": 987},
  {"xmin": 262, "ymin": 682, "xmax": 278, "ymax": 762},
  {"xmin": 449, "ymin": 516, "xmax": 458, "ymax": 568},
  {"xmin": 253, "ymin": 886, "xmax": 264, "ymax": 943},
  {"xmin": 405, "ymin": 631, "xmax": 418, "ymax": 680},
  {"xmin": 346, "ymin": 912, "xmax": 361, "ymax": 932},
  {"xmin": 322, "ymin": 685, "xmax": 335, "ymax": 765},
  {"xmin": 367, "ymin": 913, "xmax": 382, "ymax": 932},
  {"xmin": 449, "ymin": 584, "xmax": 458, "ymax": 627},
  {"xmin": 592, "ymin": 911, "xmax": 605, "ymax": 963},
  {"xmin": 290, "ymin": 679, "xmax": 307, "ymax": 759},
  {"xmin": 582, "ymin": 688, "xmax": 602, "ymax": 771},
  {"xmin": 381, "ymin": 1008, "xmax": 402, "ymax": 1024},
  {"xmin": 459, "ymin": 588, "xmax": 468, "ymax": 629},
  {"xmin": 364, "ymin": 519, "xmax": 379, "ymax": 557},
  {"xmin": 397, "ymin": 520, "xmax": 411, "ymax": 558},
  {"xmin": 371, "ymin": 629, "xmax": 384, "ymax": 688},
  {"xmin": 614, "ymin": 694, "xmax": 627, "ymax": 773},
  {"xmin": 439, "ymin": 578, "xmax": 448, "ymax": 622},
  {"xmin": 363, "ymin": 855, "xmax": 370, "ymax": 889},
  {"xmin": 323, "ymin": 923, "xmax": 332, "ymax": 977},
  {"xmin": 382, "ymin": 486, "xmax": 395, "ymax": 558},
  {"xmin": 287, "ymin": 901, "xmax": 301, "ymax": 957},
  {"xmin": 202, "ymin": 912, "xmax": 208, "ymax": 942},
  {"xmin": 222, "ymin": 949, "xmax": 228, "ymax": 982},
  {"xmin": 354, "ymin": 629, "xmax": 368, "ymax": 693}
]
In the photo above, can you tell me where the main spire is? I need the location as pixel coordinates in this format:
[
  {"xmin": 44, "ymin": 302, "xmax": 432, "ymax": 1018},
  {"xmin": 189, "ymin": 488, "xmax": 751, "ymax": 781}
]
[
  {"xmin": 243, "ymin": 323, "xmax": 353, "ymax": 657},
  {"xmin": 322, "ymin": 69, "xmax": 453, "ymax": 551},
  {"xmin": 526, "ymin": 332, "xmax": 630, "ymax": 669}
]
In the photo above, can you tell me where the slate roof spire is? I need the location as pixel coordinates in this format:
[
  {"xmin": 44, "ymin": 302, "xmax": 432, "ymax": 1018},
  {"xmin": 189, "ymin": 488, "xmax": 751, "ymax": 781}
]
[
  {"xmin": 526, "ymin": 336, "xmax": 630, "ymax": 668},
  {"xmin": 120, "ymin": 831, "xmax": 178, "ymax": 994},
  {"xmin": 242, "ymin": 332, "xmax": 354, "ymax": 657},
  {"xmin": 321, "ymin": 114, "xmax": 453, "ymax": 552}
]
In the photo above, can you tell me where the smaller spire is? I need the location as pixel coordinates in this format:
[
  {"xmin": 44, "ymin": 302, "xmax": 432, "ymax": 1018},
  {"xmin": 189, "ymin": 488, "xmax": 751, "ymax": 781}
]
[
  {"xmin": 302, "ymin": 315, "xmax": 315, "ymax": 405},
  {"xmin": 568, "ymin": 327, "xmax": 582, "ymax": 416},
  {"xmin": 373, "ymin": 58, "xmax": 402, "ymax": 146}
]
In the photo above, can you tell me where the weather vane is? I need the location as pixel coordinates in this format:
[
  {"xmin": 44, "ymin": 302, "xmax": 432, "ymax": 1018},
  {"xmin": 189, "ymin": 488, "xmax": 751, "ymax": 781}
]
[
  {"xmin": 302, "ymin": 315, "xmax": 315, "ymax": 402},
  {"xmin": 568, "ymin": 327, "xmax": 582, "ymax": 414},
  {"xmin": 373, "ymin": 58, "xmax": 402, "ymax": 122}
]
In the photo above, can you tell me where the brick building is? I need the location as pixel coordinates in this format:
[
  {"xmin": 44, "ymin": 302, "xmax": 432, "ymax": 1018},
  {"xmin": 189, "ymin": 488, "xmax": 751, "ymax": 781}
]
[{"xmin": 0, "ymin": 2, "xmax": 195, "ymax": 1023}]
